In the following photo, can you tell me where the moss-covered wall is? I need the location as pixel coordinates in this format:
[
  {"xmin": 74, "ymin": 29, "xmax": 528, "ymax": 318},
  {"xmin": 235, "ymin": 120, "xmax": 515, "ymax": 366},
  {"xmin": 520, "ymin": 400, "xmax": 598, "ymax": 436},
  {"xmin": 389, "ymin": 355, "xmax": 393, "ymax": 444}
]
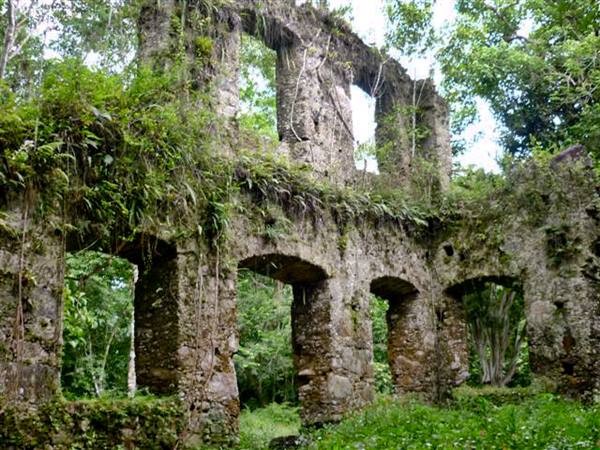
[
  {"xmin": 0, "ymin": 397, "xmax": 182, "ymax": 449},
  {"xmin": 435, "ymin": 160, "xmax": 600, "ymax": 403}
]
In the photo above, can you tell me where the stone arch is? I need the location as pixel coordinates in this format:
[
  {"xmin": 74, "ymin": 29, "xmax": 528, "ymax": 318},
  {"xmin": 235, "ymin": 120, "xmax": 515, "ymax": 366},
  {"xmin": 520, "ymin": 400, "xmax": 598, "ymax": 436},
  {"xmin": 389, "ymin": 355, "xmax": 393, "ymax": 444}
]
[
  {"xmin": 65, "ymin": 234, "xmax": 180, "ymax": 396},
  {"xmin": 445, "ymin": 275, "xmax": 520, "ymax": 299},
  {"xmin": 238, "ymin": 252, "xmax": 366, "ymax": 425},
  {"xmin": 238, "ymin": 253, "xmax": 328, "ymax": 285},
  {"xmin": 368, "ymin": 276, "xmax": 429, "ymax": 394}
]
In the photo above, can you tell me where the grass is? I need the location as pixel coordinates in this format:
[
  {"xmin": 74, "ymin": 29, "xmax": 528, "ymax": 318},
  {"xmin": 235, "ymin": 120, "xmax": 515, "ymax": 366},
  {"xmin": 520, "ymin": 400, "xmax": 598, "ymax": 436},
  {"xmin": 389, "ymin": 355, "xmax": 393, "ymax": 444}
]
[
  {"xmin": 239, "ymin": 402, "xmax": 301, "ymax": 450},
  {"xmin": 236, "ymin": 391, "xmax": 600, "ymax": 449}
]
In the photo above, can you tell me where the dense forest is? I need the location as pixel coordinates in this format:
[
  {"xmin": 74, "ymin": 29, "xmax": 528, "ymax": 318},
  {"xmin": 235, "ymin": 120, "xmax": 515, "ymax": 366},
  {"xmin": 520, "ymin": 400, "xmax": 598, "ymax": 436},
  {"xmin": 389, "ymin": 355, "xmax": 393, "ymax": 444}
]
[{"xmin": 1, "ymin": 0, "xmax": 599, "ymax": 449}]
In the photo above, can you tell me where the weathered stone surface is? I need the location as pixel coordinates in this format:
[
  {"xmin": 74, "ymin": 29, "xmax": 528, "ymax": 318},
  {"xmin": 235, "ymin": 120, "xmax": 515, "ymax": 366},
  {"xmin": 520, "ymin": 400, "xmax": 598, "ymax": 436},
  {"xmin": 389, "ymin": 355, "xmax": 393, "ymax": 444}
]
[
  {"xmin": 2, "ymin": 1, "xmax": 599, "ymax": 448},
  {"xmin": 137, "ymin": 0, "xmax": 451, "ymax": 187},
  {"xmin": 0, "ymin": 198, "xmax": 63, "ymax": 405}
]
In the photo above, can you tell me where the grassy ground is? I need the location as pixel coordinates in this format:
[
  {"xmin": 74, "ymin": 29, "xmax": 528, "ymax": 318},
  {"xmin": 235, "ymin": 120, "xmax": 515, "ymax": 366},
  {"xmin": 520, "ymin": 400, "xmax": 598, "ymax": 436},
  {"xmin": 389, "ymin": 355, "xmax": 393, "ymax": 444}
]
[
  {"xmin": 237, "ymin": 389, "xmax": 600, "ymax": 449},
  {"xmin": 239, "ymin": 403, "xmax": 302, "ymax": 449}
]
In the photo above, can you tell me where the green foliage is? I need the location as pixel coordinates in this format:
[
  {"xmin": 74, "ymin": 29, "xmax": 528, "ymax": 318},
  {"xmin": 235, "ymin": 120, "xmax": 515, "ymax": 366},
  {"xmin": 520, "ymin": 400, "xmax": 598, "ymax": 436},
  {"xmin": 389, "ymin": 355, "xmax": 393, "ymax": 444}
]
[
  {"xmin": 239, "ymin": 34, "xmax": 278, "ymax": 141},
  {"xmin": 235, "ymin": 151, "xmax": 430, "ymax": 228},
  {"xmin": 386, "ymin": 0, "xmax": 600, "ymax": 158},
  {"xmin": 50, "ymin": 0, "xmax": 139, "ymax": 69},
  {"xmin": 62, "ymin": 251, "xmax": 134, "ymax": 398},
  {"xmin": 235, "ymin": 271, "xmax": 296, "ymax": 407},
  {"xmin": 307, "ymin": 393, "xmax": 600, "ymax": 449},
  {"xmin": 369, "ymin": 295, "xmax": 393, "ymax": 394},
  {"xmin": 386, "ymin": 0, "xmax": 436, "ymax": 56},
  {"xmin": 0, "ymin": 60, "xmax": 429, "ymax": 250}
]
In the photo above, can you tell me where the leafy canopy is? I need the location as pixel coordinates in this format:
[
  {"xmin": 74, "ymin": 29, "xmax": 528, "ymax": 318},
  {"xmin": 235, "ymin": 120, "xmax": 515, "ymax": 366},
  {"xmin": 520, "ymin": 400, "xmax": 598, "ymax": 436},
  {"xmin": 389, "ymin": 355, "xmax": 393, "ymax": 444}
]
[{"xmin": 386, "ymin": 0, "xmax": 600, "ymax": 158}]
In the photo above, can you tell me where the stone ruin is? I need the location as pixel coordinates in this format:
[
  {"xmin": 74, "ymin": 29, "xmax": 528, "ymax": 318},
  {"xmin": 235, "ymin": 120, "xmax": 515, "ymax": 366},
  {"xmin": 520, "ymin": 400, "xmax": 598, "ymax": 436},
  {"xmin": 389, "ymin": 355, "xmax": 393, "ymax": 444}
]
[{"xmin": 1, "ymin": 0, "xmax": 598, "ymax": 446}]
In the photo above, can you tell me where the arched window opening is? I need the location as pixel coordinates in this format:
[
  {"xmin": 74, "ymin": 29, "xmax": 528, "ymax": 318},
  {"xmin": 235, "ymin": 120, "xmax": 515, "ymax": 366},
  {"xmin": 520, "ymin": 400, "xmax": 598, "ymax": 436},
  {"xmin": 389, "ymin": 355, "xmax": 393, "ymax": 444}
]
[
  {"xmin": 62, "ymin": 237, "xmax": 178, "ymax": 399},
  {"xmin": 235, "ymin": 253, "xmax": 328, "ymax": 418},
  {"xmin": 235, "ymin": 269, "xmax": 296, "ymax": 408},
  {"xmin": 449, "ymin": 278, "xmax": 530, "ymax": 388},
  {"xmin": 62, "ymin": 251, "xmax": 136, "ymax": 398}
]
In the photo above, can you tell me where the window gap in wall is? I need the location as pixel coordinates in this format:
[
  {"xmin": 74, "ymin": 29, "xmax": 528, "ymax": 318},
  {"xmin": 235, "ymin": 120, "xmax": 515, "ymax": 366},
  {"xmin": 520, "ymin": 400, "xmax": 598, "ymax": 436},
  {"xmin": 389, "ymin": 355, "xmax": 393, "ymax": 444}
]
[
  {"xmin": 234, "ymin": 269, "xmax": 297, "ymax": 409},
  {"xmin": 370, "ymin": 294, "xmax": 392, "ymax": 394},
  {"xmin": 462, "ymin": 281, "xmax": 531, "ymax": 388},
  {"xmin": 351, "ymin": 85, "xmax": 378, "ymax": 174},
  {"xmin": 61, "ymin": 251, "xmax": 136, "ymax": 399},
  {"xmin": 239, "ymin": 34, "xmax": 279, "ymax": 152}
]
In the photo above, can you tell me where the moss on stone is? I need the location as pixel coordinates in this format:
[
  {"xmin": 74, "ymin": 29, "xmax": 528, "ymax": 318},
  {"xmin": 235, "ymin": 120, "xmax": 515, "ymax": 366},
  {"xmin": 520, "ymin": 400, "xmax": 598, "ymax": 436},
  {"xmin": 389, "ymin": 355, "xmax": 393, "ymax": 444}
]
[{"xmin": 0, "ymin": 396, "xmax": 183, "ymax": 449}]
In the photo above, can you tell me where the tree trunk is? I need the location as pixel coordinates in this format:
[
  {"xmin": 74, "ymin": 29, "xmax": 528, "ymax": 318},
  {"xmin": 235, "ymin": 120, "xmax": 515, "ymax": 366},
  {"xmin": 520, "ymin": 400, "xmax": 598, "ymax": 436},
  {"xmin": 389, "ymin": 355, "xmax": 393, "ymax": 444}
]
[{"xmin": 0, "ymin": 0, "xmax": 17, "ymax": 80}]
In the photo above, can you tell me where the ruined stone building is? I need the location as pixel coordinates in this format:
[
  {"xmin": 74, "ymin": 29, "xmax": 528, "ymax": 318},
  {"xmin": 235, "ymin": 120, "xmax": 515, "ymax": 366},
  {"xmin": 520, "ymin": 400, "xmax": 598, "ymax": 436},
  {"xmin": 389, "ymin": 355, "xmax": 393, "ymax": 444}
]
[{"xmin": 1, "ymin": 0, "xmax": 598, "ymax": 447}]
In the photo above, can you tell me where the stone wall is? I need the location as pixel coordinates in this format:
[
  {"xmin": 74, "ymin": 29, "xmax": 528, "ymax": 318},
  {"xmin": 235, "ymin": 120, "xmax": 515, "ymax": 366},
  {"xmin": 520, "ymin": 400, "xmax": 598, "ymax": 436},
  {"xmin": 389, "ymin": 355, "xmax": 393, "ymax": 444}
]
[
  {"xmin": 137, "ymin": 0, "xmax": 452, "ymax": 187},
  {"xmin": 0, "ymin": 196, "xmax": 63, "ymax": 406},
  {"xmin": 435, "ymin": 161, "xmax": 600, "ymax": 402},
  {"xmin": 1, "ymin": 1, "xmax": 599, "ymax": 448}
]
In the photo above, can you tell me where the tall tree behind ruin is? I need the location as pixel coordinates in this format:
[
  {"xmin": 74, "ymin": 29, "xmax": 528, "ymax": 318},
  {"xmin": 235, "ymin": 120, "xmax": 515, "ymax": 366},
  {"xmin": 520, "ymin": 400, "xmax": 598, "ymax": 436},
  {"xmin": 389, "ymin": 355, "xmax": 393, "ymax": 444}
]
[{"xmin": 386, "ymin": 0, "xmax": 600, "ymax": 158}]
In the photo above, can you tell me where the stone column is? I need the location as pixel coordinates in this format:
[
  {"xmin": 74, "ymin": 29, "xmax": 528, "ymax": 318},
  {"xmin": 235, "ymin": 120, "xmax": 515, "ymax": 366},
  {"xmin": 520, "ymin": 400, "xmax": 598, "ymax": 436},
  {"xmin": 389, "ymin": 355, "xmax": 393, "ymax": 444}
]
[
  {"xmin": 174, "ymin": 245, "xmax": 240, "ymax": 447},
  {"xmin": 417, "ymin": 81, "xmax": 452, "ymax": 191},
  {"xmin": 374, "ymin": 78, "xmax": 451, "ymax": 193},
  {"xmin": 385, "ymin": 287, "xmax": 467, "ymax": 399},
  {"xmin": 276, "ymin": 41, "xmax": 355, "ymax": 184},
  {"xmin": 0, "ymin": 200, "xmax": 63, "ymax": 405},
  {"xmin": 138, "ymin": 0, "xmax": 241, "ymax": 119},
  {"xmin": 375, "ymin": 80, "xmax": 412, "ymax": 183},
  {"xmin": 387, "ymin": 291, "xmax": 435, "ymax": 394},
  {"xmin": 292, "ymin": 277, "xmax": 372, "ymax": 425},
  {"xmin": 134, "ymin": 252, "xmax": 180, "ymax": 395},
  {"xmin": 438, "ymin": 292, "xmax": 469, "ymax": 393}
]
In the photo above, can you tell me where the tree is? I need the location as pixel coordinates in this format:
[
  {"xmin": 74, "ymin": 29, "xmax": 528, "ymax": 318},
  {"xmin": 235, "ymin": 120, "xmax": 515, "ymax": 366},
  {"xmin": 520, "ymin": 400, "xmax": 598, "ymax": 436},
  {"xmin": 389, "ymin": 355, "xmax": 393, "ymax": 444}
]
[
  {"xmin": 0, "ymin": 0, "xmax": 46, "ymax": 93},
  {"xmin": 50, "ymin": 0, "xmax": 138, "ymax": 69},
  {"xmin": 234, "ymin": 271, "xmax": 296, "ymax": 407},
  {"xmin": 386, "ymin": 0, "xmax": 600, "ymax": 158},
  {"xmin": 62, "ymin": 251, "xmax": 134, "ymax": 398},
  {"xmin": 464, "ymin": 283, "xmax": 526, "ymax": 387}
]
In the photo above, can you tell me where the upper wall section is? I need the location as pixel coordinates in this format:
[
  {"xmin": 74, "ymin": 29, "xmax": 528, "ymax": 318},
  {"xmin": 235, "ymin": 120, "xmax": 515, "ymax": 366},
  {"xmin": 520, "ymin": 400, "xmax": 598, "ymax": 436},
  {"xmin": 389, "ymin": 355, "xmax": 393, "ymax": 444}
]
[{"xmin": 138, "ymin": 0, "xmax": 451, "ymax": 188}]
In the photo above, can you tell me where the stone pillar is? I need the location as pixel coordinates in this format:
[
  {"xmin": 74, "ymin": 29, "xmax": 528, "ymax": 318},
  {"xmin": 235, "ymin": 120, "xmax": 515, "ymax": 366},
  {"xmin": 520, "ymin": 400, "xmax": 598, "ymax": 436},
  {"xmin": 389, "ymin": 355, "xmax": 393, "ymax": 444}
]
[
  {"xmin": 387, "ymin": 291, "xmax": 435, "ymax": 394},
  {"xmin": 525, "ymin": 274, "xmax": 599, "ymax": 400},
  {"xmin": 292, "ymin": 277, "xmax": 372, "ymax": 425},
  {"xmin": 417, "ymin": 81, "xmax": 452, "ymax": 191},
  {"xmin": 385, "ymin": 287, "xmax": 467, "ymax": 399},
  {"xmin": 175, "ymin": 245, "xmax": 240, "ymax": 447},
  {"xmin": 0, "ymin": 200, "xmax": 63, "ymax": 405},
  {"xmin": 375, "ymin": 80, "xmax": 411, "ymax": 183},
  {"xmin": 138, "ymin": 0, "xmax": 241, "ymax": 119},
  {"xmin": 138, "ymin": 0, "xmax": 177, "ymax": 70},
  {"xmin": 374, "ymin": 78, "xmax": 451, "ymax": 192},
  {"xmin": 134, "ymin": 252, "xmax": 179, "ymax": 395},
  {"xmin": 276, "ymin": 41, "xmax": 355, "ymax": 184},
  {"xmin": 438, "ymin": 292, "xmax": 469, "ymax": 392}
]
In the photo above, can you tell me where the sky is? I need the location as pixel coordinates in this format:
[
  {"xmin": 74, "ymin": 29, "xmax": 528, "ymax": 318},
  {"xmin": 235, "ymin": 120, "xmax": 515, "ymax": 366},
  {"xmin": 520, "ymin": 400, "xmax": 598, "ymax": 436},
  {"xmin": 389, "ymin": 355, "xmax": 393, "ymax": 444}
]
[{"xmin": 327, "ymin": 0, "xmax": 502, "ymax": 173}]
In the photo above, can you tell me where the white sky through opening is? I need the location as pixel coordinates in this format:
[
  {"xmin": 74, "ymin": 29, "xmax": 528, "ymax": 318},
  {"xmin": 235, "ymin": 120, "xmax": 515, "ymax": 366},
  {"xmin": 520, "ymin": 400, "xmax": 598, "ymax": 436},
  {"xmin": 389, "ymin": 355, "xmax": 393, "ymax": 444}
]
[
  {"xmin": 328, "ymin": 0, "xmax": 502, "ymax": 173},
  {"xmin": 352, "ymin": 85, "xmax": 379, "ymax": 173}
]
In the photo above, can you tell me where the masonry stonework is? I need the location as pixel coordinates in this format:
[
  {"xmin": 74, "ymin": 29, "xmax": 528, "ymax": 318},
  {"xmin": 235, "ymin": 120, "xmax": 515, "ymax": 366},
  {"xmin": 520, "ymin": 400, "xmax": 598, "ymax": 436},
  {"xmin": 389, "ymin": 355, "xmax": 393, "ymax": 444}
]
[{"xmin": 1, "ymin": 0, "xmax": 599, "ymax": 447}]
